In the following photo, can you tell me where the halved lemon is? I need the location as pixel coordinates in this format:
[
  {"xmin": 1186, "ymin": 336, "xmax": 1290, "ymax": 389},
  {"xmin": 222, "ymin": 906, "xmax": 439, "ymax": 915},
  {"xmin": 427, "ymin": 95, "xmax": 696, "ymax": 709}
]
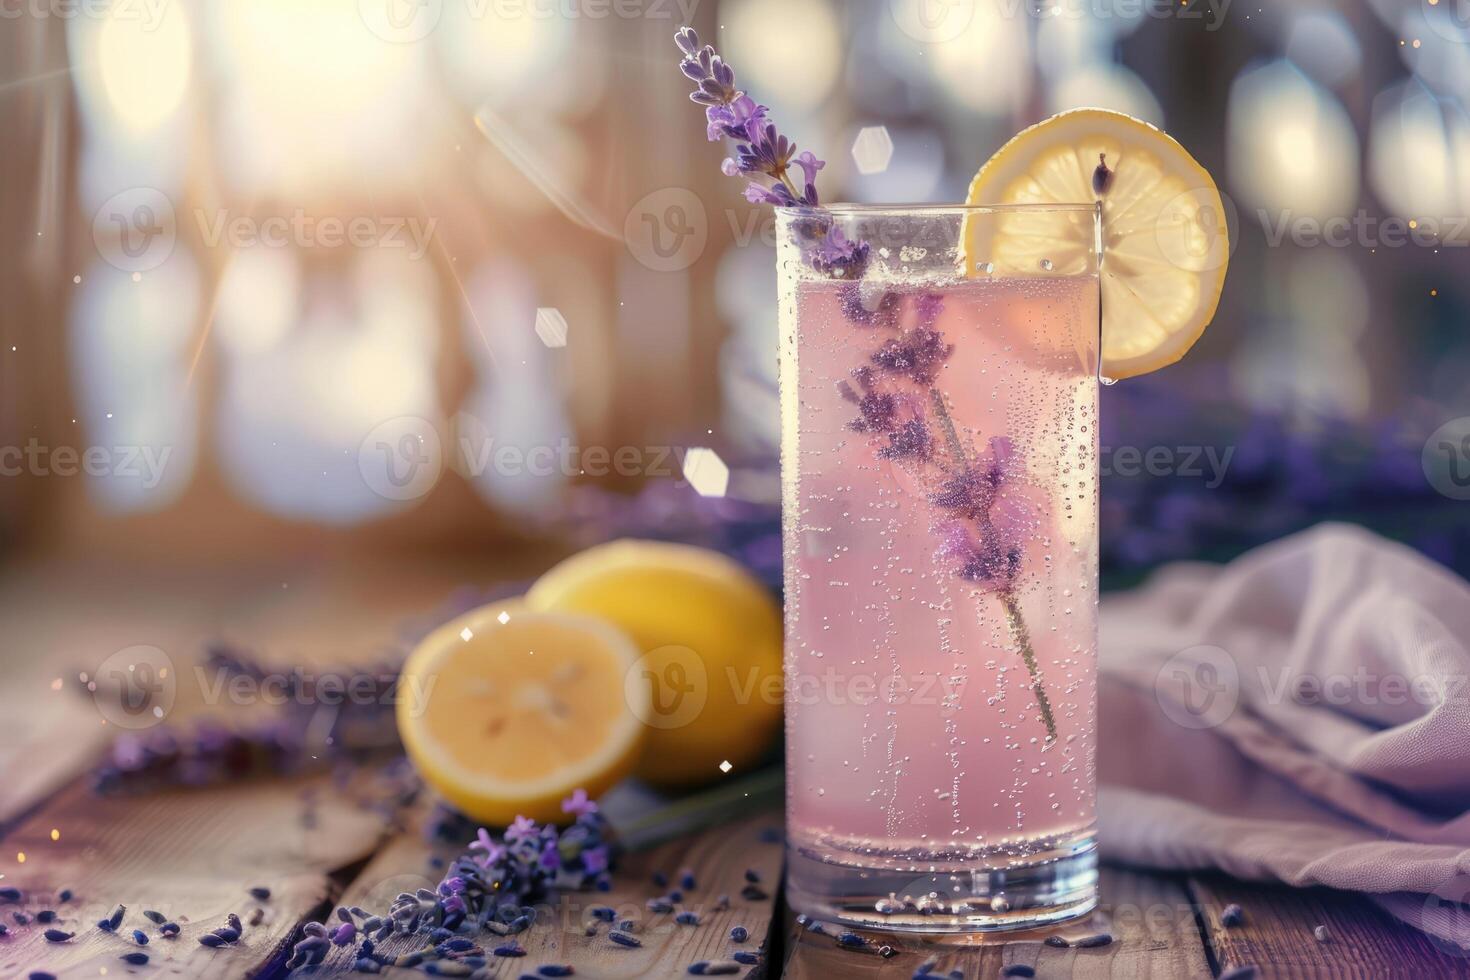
[
  {"xmin": 396, "ymin": 602, "xmax": 647, "ymax": 825},
  {"xmin": 963, "ymin": 108, "xmax": 1229, "ymax": 379},
  {"xmin": 526, "ymin": 540, "xmax": 783, "ymax": 788}
]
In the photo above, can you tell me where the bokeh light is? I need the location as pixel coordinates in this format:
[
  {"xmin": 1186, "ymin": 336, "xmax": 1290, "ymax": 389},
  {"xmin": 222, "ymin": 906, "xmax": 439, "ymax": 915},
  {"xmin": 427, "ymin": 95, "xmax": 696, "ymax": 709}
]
[{"xmin": 1227, "ymin": 60, "xmax": 1359, "ymax": 223}]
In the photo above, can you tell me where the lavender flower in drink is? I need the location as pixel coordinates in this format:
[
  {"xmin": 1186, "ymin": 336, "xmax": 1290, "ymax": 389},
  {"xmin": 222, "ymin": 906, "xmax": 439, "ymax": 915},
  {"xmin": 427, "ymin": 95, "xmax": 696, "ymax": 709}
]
[{"xmin": 670, "ymin": 29, "xmax": 1057, "ymax": 741}]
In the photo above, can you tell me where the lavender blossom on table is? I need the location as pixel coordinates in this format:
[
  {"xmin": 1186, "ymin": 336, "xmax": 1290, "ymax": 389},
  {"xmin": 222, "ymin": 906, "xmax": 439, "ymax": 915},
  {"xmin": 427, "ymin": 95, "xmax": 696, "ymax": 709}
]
[{"xmin": 288, "ymin": 791, "xmax": 615, "ymax": 971}]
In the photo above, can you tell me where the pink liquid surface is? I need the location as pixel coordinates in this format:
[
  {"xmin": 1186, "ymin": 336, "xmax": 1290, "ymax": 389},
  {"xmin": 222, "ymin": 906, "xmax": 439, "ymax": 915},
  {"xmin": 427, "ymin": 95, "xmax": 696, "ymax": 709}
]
[{"xmin": 782, "ymin": 273, "xmax": 1099, "ymax": 865}]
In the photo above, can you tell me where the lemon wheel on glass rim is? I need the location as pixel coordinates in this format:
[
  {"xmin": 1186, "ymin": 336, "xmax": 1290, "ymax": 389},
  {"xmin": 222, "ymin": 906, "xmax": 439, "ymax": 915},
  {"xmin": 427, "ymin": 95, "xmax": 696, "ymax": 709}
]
[{"xmin": 962, "ymin": 108, "xmax": 1230, "ymax": 380}]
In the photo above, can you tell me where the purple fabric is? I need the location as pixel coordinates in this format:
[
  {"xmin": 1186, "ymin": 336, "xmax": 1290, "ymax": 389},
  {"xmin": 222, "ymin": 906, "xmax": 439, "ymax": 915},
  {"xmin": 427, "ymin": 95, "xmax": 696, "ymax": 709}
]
[{"xmin": 1098, "ymin": 523, "xmax": 1470, "ymax": 951}]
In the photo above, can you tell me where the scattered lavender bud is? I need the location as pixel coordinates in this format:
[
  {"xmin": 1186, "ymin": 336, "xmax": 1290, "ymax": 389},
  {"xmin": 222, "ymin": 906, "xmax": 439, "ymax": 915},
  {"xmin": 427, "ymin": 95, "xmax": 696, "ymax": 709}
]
[
  {"xmin": 58, "ymin": 889, "xmax": 73, "ymax": 902},
  {"xmin": 44, "ymin": 928, "xmax": 75, "ymax": 942},
  {"xmin": 160, "ymin": 922, "xmax": 180, "ymax": 937},
  {"xmin": 493, "ymin": 944, "xmax": 527, "ymax": 957},
  {"xmin": 729, "ymin": 925, "xmax": 748, "ymax": 942},
  {"xmin": 509, "ymin": 915, "xmax": 532, "ymax": 933},
  {"xmin": 120, "ymin": 952, "xmax": 150, "ymax": 965},
  {"xmin": 430, "ymin": 927, "xmax": 452, "ymax": 941},
  {"xmin": 1219, "ymin": 967, "xmax": 1257, "ymax": 980},
  {"xmin": 1075, "ymin": 933, "xmax": 1113, "ymax": 948},
  {"xmin": 669, "ymin": 890, "xmax": 684, "ymax": 903},
  {"xmin": 363, "ymin": 916, "xmax": 383, "ymax": 932},
  {"xmin": 589, "ymin": 905, "xmax": 616, "ymax": 922},
  {"xmin": 36, "ymin": 910, "xmax": 56, "ymax": 924},
  {"xmin": 1043, "ymin": 935, "xmax": 1069, "ymax": 947},
  {"xmin": 688, "ymin": 962, "xmax": 740, "ymax": 976},
  {"xmin": 914, "ymin": 955, "xmax": 939, "ymax": 977},
  {"xmin": 1221, "ymin": 903, "xmax": 1244, "ymax": 927},
  {"xmin": 743, "ymin": 869, "xmax": 760, "ymax": 884},
  {"xmin": 354, "ymin": 958, "xmax": 381, "ymax": 974},
  {"xmin": 0, "ymin": 887, "xmax": 20, "ymax": 903},
  {"xmin": 584, "ymin": 924, "xmax": 597, "ymax": 936},
  {"xmin": 740, "ymin": 885, "xmax": 769, "ymax": 901},
  {"xmin": 105, "ymin": 904, "xmax": 127, "ymax": 931},
  {"xmin": 213, "ymin": 927, "xmax": 241, "ymax": 943},
  {"xmin": 338, "ymin": 906, "xmax": 354, "ymax": 923},
  {"xmin": 442, "ymin": 938, "xmax": 474, "ymax": 952},
  {"xmin": 424, "ymin": 964, "xmax": 472, "ymax": 977},
  {"xmin": 537, "ymin": 966, "xmax": 575, "ymax": 977},
  {"xmin": 948, "ymin": 971, "xmax": 965, "ymax": 980},
  {"xmin": 652, "ymin": 871, "xmax": 669, "ymax": 887},
  {"xmin": 0, "ymin": 923, "xmax": 9, "ymax": 936},
  {"xmin": 199, "ymin": 933, "xmax": 228, "ymax": 948},
  {"xmin": 132, "ymin": 929, "xmax": 150, "ymax": 944},
  {"xmin": 609, "ymin": 931, "xmax": 641, "ymax": 947},
  {"xmin": 30, "ymin": 972, "xmax": 59, "ymax": 980},
  {"xmin": 143, "ymin": 910, "xmax": 166, "ymax": 925},
  {"xmin": 226, "ymin": 913, "xmax": 243, "ymax": 933},
  {"xmin": 1313, "ymin": 924, "xmax": 1331, "ymax": 942},
  {"xmin": 733, "ymin": 951, "xmax": 758, "ymax": 965},
  {"xmin": 836, "ymin": 931, "xmax": 866, "ymax": 948},
  {"xmin": 1001, "ymin": 966, "xmax": 1036, "ymax": 978},
  {"xmin": 249, "ymin": 887, "xmax": 271, "ymax": 901},
  {"xmin": 13, "ymin": 911, "xmax": 31, "ymax": 925},
  {"xmin": 679, "ymin": 870, "xmax": 697, "ymax": 890},
  {"xmin": 303, "ymin": 921, "xmax": 328, "ymax": 938},
  {"xmin": 331, "ymin": 922, "xmax": 358, "ymax": 946},
  {"xmin": 646, "ymin": 898, "xmax": 675, "ymax": 914},
  {"xmin": 618, "ymin": 919, "xmax": 637, "ymax": 932},
  {"xmin": 247, "ymin": 907, "xmax": 264, "ymax": 927},
  {"xmin": 712, "ymin": 894, "xmax": 730, "ymax": 912},
  {"xmin": 675, "ymin": 911, "xmax": 700, "ymax": 926}
]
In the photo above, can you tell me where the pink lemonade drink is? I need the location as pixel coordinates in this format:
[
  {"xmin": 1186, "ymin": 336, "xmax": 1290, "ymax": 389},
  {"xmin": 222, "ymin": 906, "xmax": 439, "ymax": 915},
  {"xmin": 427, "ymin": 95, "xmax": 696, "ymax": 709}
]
[{"xmin": 777, "ymin": 205, "xmax": 1101, "ymax": 932}]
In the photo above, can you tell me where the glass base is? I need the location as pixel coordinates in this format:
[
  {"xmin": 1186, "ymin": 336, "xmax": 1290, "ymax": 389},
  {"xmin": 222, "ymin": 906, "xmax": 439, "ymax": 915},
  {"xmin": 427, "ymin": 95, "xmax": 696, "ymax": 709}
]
[{"xmin": 785, "ymin": 827, "xmax": 1098, "ymax": 934}]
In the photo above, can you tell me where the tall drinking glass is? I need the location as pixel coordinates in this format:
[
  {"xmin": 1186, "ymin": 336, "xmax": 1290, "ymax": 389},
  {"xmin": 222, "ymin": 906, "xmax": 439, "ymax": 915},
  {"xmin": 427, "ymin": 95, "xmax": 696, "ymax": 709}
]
[{"xmin": 778, "ymin": 203, "xmax": 1102, "ymax": 933}]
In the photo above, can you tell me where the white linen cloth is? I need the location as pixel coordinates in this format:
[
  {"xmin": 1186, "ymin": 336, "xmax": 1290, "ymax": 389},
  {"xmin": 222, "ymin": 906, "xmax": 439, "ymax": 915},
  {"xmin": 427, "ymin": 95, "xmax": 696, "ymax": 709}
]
[{"xmin": 1098, "ymin": 522, "xmax": 1470, "ymax": 949}]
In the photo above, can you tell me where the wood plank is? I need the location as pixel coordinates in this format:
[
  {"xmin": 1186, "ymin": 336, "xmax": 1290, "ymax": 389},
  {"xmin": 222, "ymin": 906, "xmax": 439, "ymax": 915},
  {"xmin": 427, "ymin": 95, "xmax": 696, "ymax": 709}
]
[
  {"xmin": 781, "ymin": 865, "xmax": 1211, "ymax": 980},
  {"xmin": 1188, "ymin": 873, "xmax": 1470, "ymax": 980},
  {"xmin": 0, "ymin": 776, "xmax": 387, "ymax": 980},
  {"xmin": 293, "ymin": 802, "xmax": 785, "ymax": 978}
]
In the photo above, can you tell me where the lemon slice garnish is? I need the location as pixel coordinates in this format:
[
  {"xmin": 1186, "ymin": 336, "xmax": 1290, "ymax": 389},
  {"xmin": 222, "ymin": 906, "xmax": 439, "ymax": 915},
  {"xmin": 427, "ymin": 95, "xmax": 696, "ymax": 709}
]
[{"xmin": 963, "ymin": 108, "xmax": 1229, "ymax": 379}]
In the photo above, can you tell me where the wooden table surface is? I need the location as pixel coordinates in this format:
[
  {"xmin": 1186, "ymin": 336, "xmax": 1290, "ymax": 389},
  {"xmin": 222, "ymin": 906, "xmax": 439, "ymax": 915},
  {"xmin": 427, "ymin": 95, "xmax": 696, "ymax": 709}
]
[{"xmin": 2, "ymin": 557, "xmax": 1465, "ymax": 980}]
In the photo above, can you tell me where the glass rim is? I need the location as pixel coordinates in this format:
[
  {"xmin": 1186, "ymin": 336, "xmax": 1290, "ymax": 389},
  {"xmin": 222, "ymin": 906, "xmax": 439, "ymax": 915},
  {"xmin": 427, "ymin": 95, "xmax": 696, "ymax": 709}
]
[{"xmin": 775, "ymin": 201, "xmax": 1099, "ymax": 216}]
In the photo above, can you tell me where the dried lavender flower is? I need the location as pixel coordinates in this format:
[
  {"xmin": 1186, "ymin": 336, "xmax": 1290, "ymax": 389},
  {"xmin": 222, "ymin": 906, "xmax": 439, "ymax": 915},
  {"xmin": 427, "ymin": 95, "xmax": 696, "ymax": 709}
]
[
  {"xmin": 120, "ymin": 952, "xmax": 149, "ymax": 965},
  {"xmin": 609, "ymin": 931, "xmax": 641, "ymax": 948},
  {"xmin": 44, "ymin": 928, "xmax": 75, "ymax": 942}
]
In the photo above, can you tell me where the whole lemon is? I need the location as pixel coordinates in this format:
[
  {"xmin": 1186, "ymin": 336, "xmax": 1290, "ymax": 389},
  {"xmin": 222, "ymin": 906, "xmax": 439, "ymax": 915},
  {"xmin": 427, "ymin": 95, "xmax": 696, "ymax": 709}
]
[{"xmin": 526, "ymin": 539, "xmax": 783, "ymax": 788}]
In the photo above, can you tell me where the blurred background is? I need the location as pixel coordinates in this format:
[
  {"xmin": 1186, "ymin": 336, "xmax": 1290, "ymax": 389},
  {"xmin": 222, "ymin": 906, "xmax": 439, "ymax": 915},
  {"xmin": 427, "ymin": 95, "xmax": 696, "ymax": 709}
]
[{"xmin": 1, "ymin": 0, "xmax": 1468, "ymax": 596}]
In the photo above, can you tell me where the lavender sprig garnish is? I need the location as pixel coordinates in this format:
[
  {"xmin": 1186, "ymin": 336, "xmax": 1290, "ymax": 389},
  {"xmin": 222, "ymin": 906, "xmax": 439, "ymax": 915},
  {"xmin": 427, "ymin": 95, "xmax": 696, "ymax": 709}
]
[{"xmin": 674, "ymin": 28, "xmax": 1057, "ymax": 743}]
